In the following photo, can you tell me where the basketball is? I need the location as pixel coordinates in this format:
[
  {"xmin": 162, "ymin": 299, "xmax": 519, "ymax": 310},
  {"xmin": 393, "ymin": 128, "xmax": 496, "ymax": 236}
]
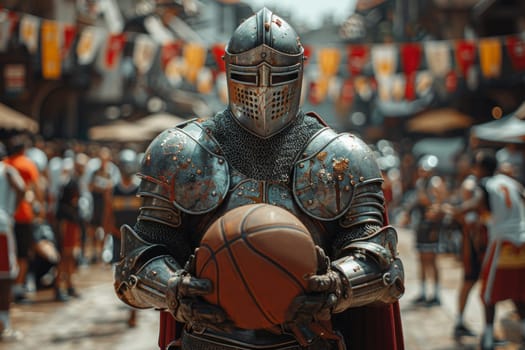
[{"xmin": 195, "ymin": 203, "xmax": 318, "ymax": 330}]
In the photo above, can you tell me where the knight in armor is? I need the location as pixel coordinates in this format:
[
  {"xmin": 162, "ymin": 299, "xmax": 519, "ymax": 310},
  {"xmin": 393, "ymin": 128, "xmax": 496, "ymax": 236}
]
[{"xmin": 114, "ymin": 8, "xmax": 405, "ymax": 350}]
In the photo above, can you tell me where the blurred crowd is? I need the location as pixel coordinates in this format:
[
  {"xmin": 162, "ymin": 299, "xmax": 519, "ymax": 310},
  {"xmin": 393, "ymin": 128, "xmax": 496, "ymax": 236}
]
[
  {"xmin": 1, "ymin": 130, "xmax": 525, "ymax": 349},
  {"xmin": 0, "ymin": 132, "xmax": 144, "ymax": 341}
]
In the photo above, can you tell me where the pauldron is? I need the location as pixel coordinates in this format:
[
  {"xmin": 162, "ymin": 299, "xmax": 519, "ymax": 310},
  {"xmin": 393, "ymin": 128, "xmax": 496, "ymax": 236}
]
[
  {"xmin": 138, "ymin": 120, "xmax": 230, "ymax": 216},
  {"xmin": 293, "ymin": 127, "xmax": 384, "ymax": 222},
  {"xmin": 332, "ymin": 225, "xmax": 405, "ymax": 311}
]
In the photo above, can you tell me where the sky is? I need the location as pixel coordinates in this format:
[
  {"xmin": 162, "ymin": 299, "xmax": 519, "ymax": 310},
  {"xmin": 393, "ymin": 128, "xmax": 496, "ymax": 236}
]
[{"xmin": 248, "ymin": 0, "xmax": 357, "ymax": 29}]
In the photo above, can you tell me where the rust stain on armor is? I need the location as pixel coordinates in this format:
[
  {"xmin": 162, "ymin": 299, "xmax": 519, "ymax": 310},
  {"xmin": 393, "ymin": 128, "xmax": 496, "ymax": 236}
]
[
  {"xmin": 317, "ymin": 151, "xmax": 328, "ymax": 161},
  {"xmin": 333, "ymin": 157, "xmax": 349, "ymax": 174}
]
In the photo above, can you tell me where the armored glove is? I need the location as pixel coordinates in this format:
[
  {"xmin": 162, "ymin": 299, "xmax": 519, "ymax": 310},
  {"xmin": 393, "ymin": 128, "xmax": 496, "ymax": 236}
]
[
  {"xmin": 166, "ymin": 250, "xmax": 234, "ymax": 333},
  {"xmin": 285, "ymin": 246, "xmax": 343, "ymax": 345}
]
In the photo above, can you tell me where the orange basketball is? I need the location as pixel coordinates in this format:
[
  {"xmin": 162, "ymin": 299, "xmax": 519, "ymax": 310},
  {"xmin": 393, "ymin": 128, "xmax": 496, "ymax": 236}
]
[{"xmin": 195, "ymin": 203, "xmax": 318, "ymax": 330}]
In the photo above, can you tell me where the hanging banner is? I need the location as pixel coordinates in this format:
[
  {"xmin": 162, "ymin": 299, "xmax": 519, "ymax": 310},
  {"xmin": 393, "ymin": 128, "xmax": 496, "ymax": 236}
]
[
  {"xmin": 318, "ymin": 48, "xmax": 341, "ymax": 77},
  {"xmin": 371, "ymin": 44, "xmax": 397, "ymax": 79},
  {"xmin": 161, "ymin": 41, "xmax": 183, "ymax": 69},
  {"xmin": 479, "ymin": 38, "xmax": 502, "ymax": 78},
  {"xmin": 0, "ymin": 10, "xmax": 14, "ymax": 52},
  {"xmin": 197, "ymin": 67, "xmax": 214, "ymax": 94},
  {"xmin": 183, "ymin": 42, "xmax": 206, "ymax": 84},
  {"xmin": 77, "ymin": 26, "xmax": 105, "ymax": 65},
  {"xmin": 401, "ymin": 43, "xmax": 421, "ymax": 100},
  {"xmin": 133, "ymin": 34, "xmax": 158, "ymax": 74},
  {"xmin": 19, "ymin": 14, "xmax": 40, "ymax": 54},
  {"xmin": 210, "ymin": 43, "xmax": 226, "ymax": 72},
  {"xmin": 424, "ymin": 41, "xmax": 451, "ymax": 78},
  {"xmin": 62, "ymin": 24, "xmax": 77, "ymax": 58},
  {"xmin": 455, "ymin": 40, "xmax": 476, "ymax": 78},
  {"xmin": 506, "ymin": 36, "xmax": 525, "ymax": 71},
  {"xmin": 103, "ymin": 33, "xmax": 126, "ymax": 70},
  {"xmin": 347, "ymin": 45, "xmax": 369, "ymax": 76},
  {"xmin": 41, "ymin": 20, "xmax": 61, "ymax": 79}
]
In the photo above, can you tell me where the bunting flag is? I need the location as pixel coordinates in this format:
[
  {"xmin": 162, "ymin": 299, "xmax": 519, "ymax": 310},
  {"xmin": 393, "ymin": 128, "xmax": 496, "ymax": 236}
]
[
  {"xmin": 2, "ymin": 8, "xmax": 525, "ymax": 108},
  {"xmin": 133, "ymin": 34, "xmax": 158, "ymax": 74},
  {"xmin": 424, "ymin": 41, "xmax": 451, "ymax": 78},
  {"xmin": 102, "ymin": 33, "xmax": 126, "ymax": 70},
  {"xmin": 161, "ymin": 41, "xmax": 183, "ymax": 69},
  {"xmin": 318, "ymin": 48, "xmax": 341, "ymax": 77},
  {"xmin": 210, "ymin": 43, "xmax": 226, "ymax": 73},
  {"xmin": 455, "ymin": 40, "xmax": 476, "ymax": 78},
  {"xmin": 479, "ymin": 38, "xmax": 502, "ymax": 78},
  {"xmin": 347, "ymin": 45, "xmax": 369, "ymax": 76},
  {"xmin": 506, "ymin": 36, "xmax": 525, "ymax": 71},
  {"xmin": 77, "ymin": 26, "xmax": 105, "ymax": 65},
  {"xmin": 19, "ymin": 14, "xmax": 40, "ymax": 54},
  {"xmin": 62, "ymin": 24, "xmax": 77, "ymax": 58},
  {"xmin": 183, "ymin": 42, "xmax": 206, "ymax": 84},
  {"xmin": 371, "ymin": 44, "xmax": 397, "ymax": 79},
  {"xmin": 0, "ymin": 10, "xmax": 14, "ymax": 51},
  {"xmin": 41, "ymin": 20, "xmax": 61, "ymax": 79},
  {"xmin": 401, "ymin": 43, "xmax": 422, "ymax": 100}
]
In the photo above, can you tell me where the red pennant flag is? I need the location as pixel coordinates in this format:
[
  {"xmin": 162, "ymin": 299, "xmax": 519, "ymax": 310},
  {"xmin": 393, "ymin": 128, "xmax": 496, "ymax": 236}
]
[
  {"xmin": 62, "ymin": 24, "xmax": 77, "ymax": 58},
  {"xmin": 104, "ymin": 33, "xmax": 126, "ymax": 70},
  {"xmin": 445, "ymin": 71, "xmax": 458, "ymax": 93},
  {"xmin": 455, "ymin": 40, "xmax": 476, "ymax": 77},
  {"xmin": 340, "ymin": 79, "xmax": 354, "ymax": 105},
  {"xmin": 211, "ymin": 43, "xmax": 226, "ymax": 72},
  {"xmin": 303, "ymin": 45, "xmax": 312, "ymax": 66},
  {"xmin": 161, "ymin": 40, "xmax": 182, "ymax": 69},
  {"xmin": 348, "ymin": 45, "xmax": 369, "ymax": 76},
  {"xmin": 401, "ymin": 43, "xmax": 422, "ymax": 100},
  {"xmin": 308, "ymin": 81, "xmax": 321, "ymax": 105},
  {"xmin": 506, "ymin": 36, "xmax": 525, "ymax": 71}
]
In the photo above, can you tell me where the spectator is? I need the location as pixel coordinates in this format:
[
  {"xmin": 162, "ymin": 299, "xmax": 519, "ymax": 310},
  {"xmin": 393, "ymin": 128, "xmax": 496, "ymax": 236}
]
[
  {"xmin": 86, "ymin": 147, "xmax": 114, "ymax": 264},
  {"xmin": 444, "ymin": 148, "xmax": 525, "ymax": 350},
  {"xmin": 448, "ymin": 152, "xmax": 488, "ymax": 341},
  {"xmin": 107, "ymin": 149, "xmax": 141, "ymax": 328},
  {"xmin": 4, "ymin": 134, "xmax": 43, "ymax": 303},
  {"xmin": 404, "ymin": 154, "xmax": 447, "ymax": 306},
  {"xmin": 0, "ymin": 141, "xmax": 25, "ymax": 341},
  {"xmin": 54, "ymin": 157, "xmax": 82, "ymax": 301}
]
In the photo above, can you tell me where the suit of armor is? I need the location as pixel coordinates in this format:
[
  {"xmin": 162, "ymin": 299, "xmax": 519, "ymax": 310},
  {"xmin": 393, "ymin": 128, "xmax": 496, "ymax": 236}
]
[{"xmin": 114, "ymin": 8, "xmax": 404, "ymax": 350}]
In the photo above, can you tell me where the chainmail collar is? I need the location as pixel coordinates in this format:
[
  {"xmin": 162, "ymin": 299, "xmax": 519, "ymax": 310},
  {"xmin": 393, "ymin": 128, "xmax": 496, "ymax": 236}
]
[{"xmin": 203, "ymin": 109, "xmax": 323, "ymax": 182}]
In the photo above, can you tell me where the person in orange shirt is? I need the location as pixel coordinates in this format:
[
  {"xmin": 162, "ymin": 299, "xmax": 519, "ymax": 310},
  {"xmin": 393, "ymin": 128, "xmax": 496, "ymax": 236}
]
[{"xmin": 4, "ymin": 134, "xmax": 43, "ymax": 304}]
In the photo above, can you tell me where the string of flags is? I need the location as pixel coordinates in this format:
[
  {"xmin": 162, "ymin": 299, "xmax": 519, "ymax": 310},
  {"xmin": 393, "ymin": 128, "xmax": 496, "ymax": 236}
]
[{"xmin": 1, "ymin": 8, "xmax": 525, "ymax": 109}]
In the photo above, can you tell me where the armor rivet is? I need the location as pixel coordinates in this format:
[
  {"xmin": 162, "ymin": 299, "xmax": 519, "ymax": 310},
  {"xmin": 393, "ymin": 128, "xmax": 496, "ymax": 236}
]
[
  {"xmin": 337, "ymin": 175, "xmax": 343, "ymax": 181},
  {"xmin": 211, "ymin": 191, "xmax": 217, "ymax": 197},
  {"xmin": 172, "ymin": 156, "xmax": 177, "ymax": 161},
  {"xmin": 344, "ymin": 185, "xmax": 351, "ymax": 191},
  {"xmin": 349, "ymin": 174, "xmax": 354, "ymax": 178},
  {"xmin": 351, "ymin": 180, "xmax": 355, "ymax": 185},
  {"xmin": 187, "ymin": 158, "xmax": 192, "ymax": 163},
  {"xmin": 299, "ymin": 163, "xmax": 304, "ymax": 168},
  {"xmin": 238, "ymin": 191, "xmax": 243, "ymax": 196},
  {"xmin": 218, "ymin": 159, "xmax": 224, "ymax": 164},
  {"xmin": 196, "ymin": 169, "xmax": 202, "ymax": 175},
  {"xmin": 240, "ymin": 186, "xmax": 245, "ymax": 190},
  {"xmin": 151, "ymin": 271, "xmax": 157, "ymax": 276},
  {"xmin": 261, "ymin": 52, "xmax": 267, "ymax": 58},
  {"xmin": 359, "ymin": 176, "xmax": 365, "ymax": 182},
  {"xmin": 307, "ymin": 199, "xmax": 313, "ymax": 205},
  {"xmin": 344, "ymin": 159, "xmax": 349, "ymax": 164}
]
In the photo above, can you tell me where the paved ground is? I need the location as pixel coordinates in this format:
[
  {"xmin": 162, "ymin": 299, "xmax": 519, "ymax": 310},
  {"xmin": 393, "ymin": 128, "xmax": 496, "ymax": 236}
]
[{"xmin": 1, "ymin": 226, "xmax": 523, "ymax": 349}]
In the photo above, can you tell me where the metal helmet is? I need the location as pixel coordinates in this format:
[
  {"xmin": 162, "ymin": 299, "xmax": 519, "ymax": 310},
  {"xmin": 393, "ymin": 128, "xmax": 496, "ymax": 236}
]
[
  {"xmin": 224, "ymin": 7, "xmax": 305, "ymax": 138},
  {"xmin": 118, "ymin": 148, "xmax": 139, "ymax": 177}
]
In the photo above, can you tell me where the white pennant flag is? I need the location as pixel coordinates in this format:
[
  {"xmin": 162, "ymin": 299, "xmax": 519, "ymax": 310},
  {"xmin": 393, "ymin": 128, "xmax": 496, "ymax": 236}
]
[
  {"xmin": 424, "ymin": 41, "xmax": 451, "ymax": 78},
  {"xmin": 19, "ymin": 14, "xmax": 40, "ymax": 54},
  {"xmin": 0, "ymin": 11, "xmax": 12, "ymax": 52},
  {"xmin": 77, "ymin": 26, "xmax": 106, "ymax": 65},
  {"xmin": 133, "ymin": 34, "xmax": 158, "ymax": 74},
  {"xmin": 371, "ymin": 44, "xmax": 397, "ymax": 80}
]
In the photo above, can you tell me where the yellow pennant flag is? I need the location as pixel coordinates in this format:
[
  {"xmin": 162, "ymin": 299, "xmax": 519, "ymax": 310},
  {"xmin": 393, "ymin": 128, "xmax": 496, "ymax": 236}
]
[
  {"xmin": 41, "ymin": 20, "xmax": 61, "ymax": 79},
  {"xmin": 183, "ymin": 42, "xmax": 206, "ymax": 84},
  {"xmin": 318, "ymin": 48, "xmax": 341, "ymax": 77},
  {"xmin": 479, "ymin": 38, "xmax": 502, "ymax": 78}
]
